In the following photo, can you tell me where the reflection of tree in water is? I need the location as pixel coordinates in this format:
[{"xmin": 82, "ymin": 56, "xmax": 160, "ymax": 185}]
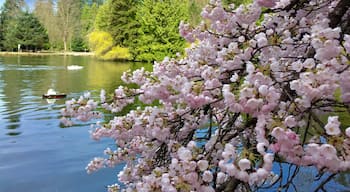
[
  {"xmin": 6, "ymin": 114, "xmax": 21, "ymax": 136},
  {"xmin": 292, "ymin": 166, "xmax": 314, "ymax": 191},
  {"xmin": 254, "ymin": 163, "xmax": 350, "ymax": 191},
  {"xmin": 1, "ymin": 57, "xmax": 23, "ymax": 136},
  {"xmin": 0, "ymin": 55, "xmax": 152, "ymax": 135},
  {"xmin": 0, "ymin": 56, "xmax": 61, "ymax": 136},
  {"xmin": 335, "ymin": 173, "xmax": 350, "ymax": 190}
]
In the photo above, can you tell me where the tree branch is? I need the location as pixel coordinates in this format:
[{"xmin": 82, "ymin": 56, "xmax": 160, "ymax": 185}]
[{"xmin": 328, "ymin": 0, "xmax": 350, "ymax": 31}]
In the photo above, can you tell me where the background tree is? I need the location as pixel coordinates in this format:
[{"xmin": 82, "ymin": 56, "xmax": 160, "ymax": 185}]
[
  {"xmin": 109, "ymin": 0, "xmax": 140, "ymax": 48},
  {"xmin": 56, "ymin": 0, "xmax": 81, "ymax": 52},
  {"xmin": 188, "ymin": 0, "xmax": 208, "ymax": 25},
  {"xmin": 130, "ymin": 0, "xmax": 189, "ymax": 62},
  {"xmin": 0, "ymin": 0, "xmax": 25, "ymax": 50},
  {"xmin": 34, "ymin": 0, "xmax": 61, "ymax": 50},
  {"xmin": 12, "ymin": 12, "xmax": 49, "ymax": 51},
  {"xmin": 88, "ymin": 31, "xmax": 131, "ymax": 60},
  {"xmin": 94, "ymin": 0, "xmax": 112, "ymax": 32},
  {"xmin": 79, "ymin": 2, "xmax": 99, "ymax": 51},
  {"xmin": 91, "ymin": 0, "xmax": 139, "ymax": 59}
]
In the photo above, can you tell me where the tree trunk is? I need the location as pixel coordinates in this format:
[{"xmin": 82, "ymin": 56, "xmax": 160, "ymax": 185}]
[
  {"xmin": 63, "ymin": 31, "xmax": 67, "ymax": 52},
  {"xmin": 328, "ymin": 0, "xmax": 350, "ymax": 34}
]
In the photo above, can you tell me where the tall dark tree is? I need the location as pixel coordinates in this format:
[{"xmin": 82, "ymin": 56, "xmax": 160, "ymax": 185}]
[
  {"xmin": 109, "ymin": 0, "xmax": 140, "ymax": 47},
  {"xmin": 0, "ymin": 0, "xmax": 25, "ymax": 50},
  {"xmin": 2, "ymin": 12, "xmax": 49, "ymax": 51},
  {"xmin": 93, "ymin": 0, "xmax": 139, "ymax": 46},
  {"xmin": 94, "ymin": 0, "xmax": 112, "ymax": 32}
]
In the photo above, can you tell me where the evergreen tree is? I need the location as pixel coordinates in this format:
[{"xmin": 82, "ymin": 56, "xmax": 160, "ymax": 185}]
[
  {"xmin": 92, "ymin": 0, "xmax": 139, "ymax": 54},
  {"xmin": 0, "ymin": 0, "xmax": 25, "ymax": 50},
  {"xmin": 131, "ymin": 0, "xmax": 189, "ymax": 62},
  {"xmin": 3, "ymin": 12, "xmax": 49, "ymax": 51},
  {"xmin": 109, "ymin": 0, "xmax": 140, "ymax": 47},
  {"xmin": 71, "ymin": 36, "xmax": 87, "ymax": 52},
  {"xmin": 81, "ymin": 3, "xmax": 99, "ymax": 38},
  {"xmin": 94, "ymin": 0, "xmax": 112, "ymax": 32}
]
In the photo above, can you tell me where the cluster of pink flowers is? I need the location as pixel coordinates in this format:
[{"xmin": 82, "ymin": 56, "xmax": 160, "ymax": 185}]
[
  {"xmin": 60, "ymin": 92, "xmax": 101, "ymax": 126},
  {"xmin": 62, "ymin": 0, "xmax": 350, "ymax": 191}
]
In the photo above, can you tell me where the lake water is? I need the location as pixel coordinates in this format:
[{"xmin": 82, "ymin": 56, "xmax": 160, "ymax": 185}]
[{"xmin": 0, "ymin": 55, "xmax": 148, "ymax": 192}]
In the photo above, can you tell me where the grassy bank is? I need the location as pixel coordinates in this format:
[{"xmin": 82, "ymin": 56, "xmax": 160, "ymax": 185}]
[{"xmin": 0, "ymin": 51, "xmax": 94, "ymax": 56}]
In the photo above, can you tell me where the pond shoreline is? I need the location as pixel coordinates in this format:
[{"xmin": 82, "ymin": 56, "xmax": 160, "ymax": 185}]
[{"xmin": 0, "ymin": 51, "xmax": 94, "ymax": 56}]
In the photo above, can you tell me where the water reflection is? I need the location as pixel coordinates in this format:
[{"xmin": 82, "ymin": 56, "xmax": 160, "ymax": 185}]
[
  {"xmin": 0, "ymin": 55, "xmax": 149, "ymax": 136},
  {"xmin": 0, "ymin": 55, "xmax": 150, "ymax": 192},
  {"xmin": 0, "ymin": 59, "xmax": 23, "ymax": 136}
]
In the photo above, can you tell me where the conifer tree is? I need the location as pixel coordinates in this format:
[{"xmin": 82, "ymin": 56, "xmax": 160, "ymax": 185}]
[
  {"xmin": 130, "ymin": 0, "xmax": 189, "ymax": 62},
  {"xmin": 109, "ymin": 0, "xmax": 140, "ymax": 48},
  {"xmin": 0, "ymin": 0, "xmax": 25, "ymax": 50},
  {"xmin": 2, "ymin": 12, "xmax": 49, "ymax": 51}
]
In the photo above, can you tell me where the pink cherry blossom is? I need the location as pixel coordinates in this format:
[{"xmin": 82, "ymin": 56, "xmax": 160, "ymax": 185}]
[
  {"xmin": 61, "ymin": 0, "xmax": 350, "ymax": 190},
  {"xmin": 256, "ymin": 0, "xmax": 277, "ymax": 8},
  {"xmin": 178, "ymin": 147, "xmax": 192, "ymax": 161},
  {"xmin": 197, "ymin": 160, "xmax": 209, "ymax": 171},
  {"xmin": 324, "ymin": 116, "xmax": 341, "ymax": 136},
  {"xmin": 202, "ymin": 170, "xmax": 214, "ymax": 182},
  {"xmin": 238, "ymin": 158, "xmax": 251, "ymax": 171},
  {"xmin": 284, "ymin": 115, "xmax": 297, "ymax": 128}
]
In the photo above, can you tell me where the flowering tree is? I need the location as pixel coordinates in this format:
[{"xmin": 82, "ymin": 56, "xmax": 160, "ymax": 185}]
[{"xmin": 61, "ymin": 0, "xmax": 350, "ymax": 191}]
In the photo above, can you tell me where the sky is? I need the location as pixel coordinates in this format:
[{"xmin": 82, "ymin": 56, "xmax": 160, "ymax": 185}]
[{"xmin": 0, "ymin": 0, "xmax": 36, "ymax": 11}]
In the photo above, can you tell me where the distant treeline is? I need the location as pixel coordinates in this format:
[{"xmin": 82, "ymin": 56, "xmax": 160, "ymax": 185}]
[{"xmin": 0, "ymin": 0, "xmax": 250, "ymax": 62}]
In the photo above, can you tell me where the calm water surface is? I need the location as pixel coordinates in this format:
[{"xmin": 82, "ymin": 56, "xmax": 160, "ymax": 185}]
[{"xmin": 0, "ymin": 55, "xmax": 148, "ymax": 192}]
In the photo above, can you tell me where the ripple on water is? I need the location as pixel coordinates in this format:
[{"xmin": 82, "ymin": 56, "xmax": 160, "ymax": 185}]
[{"xmin": 0, "ymin": 64, "xmax": 65, "ymax": 71}]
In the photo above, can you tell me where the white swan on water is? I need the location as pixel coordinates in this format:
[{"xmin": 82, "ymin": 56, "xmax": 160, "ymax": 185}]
[
  {"xmin": 47, "ymin": 88, "xmax": 57, "ymax": 95},
  {"xmin": 67, "ymin": 65, "xmax": 83, "ymax": 70}
]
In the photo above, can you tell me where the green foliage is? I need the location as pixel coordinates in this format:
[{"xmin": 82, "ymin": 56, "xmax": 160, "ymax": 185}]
[
  {"xmin": 130, "ymin": 0, "xmax": 189, "ymax": 62},
  {"xmin": 88, "ymin": 31, "xmax": 131, "ymax": 60},
  {"xmin": 101, "ymin": 46, "xmax": 131, "ymax": 61},
  {"xmin": 88, "ymin": 31, "xmax": 113, "ymax": 56},
  {"xmin": 93, "ymin": 0, "xmax": 139, "ymax": 49},
  {"xmin": 2, "ymin": 12, "xmax": 49, "ymax": 51},
  {"xmin": 0, "ymin": 0, "xmax": 25, "ymax": 50},
  {"xmin": 188, "ymin": 0, "xmax": 208, "ymax": 25},
  {"xmin": 71, "ymin": 36, "xmax": 88, "ymax": 52},
  {"xmin": 109, "ymin": 0, "xmax": 140, "ymax": 47},
  {"xmin": 94, "ymin": 0, "xmax": 112, "ymax": 32},
  {"xmin": 77, "ymin": 2, "xmax": 99, "ymax": 51},
  {"xmin": 81, "ymin": 3, "xmax": 99, "ymax": 38}
]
